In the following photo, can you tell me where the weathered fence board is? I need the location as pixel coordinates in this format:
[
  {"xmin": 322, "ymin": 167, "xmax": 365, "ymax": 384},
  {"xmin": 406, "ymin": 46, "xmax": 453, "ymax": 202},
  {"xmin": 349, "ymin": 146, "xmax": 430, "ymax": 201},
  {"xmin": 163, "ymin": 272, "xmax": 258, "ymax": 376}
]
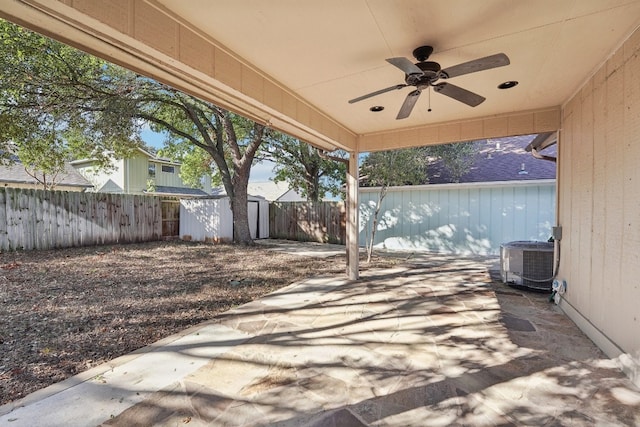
[
  {"xmin": 0, "ymin": 188, "xmax": 163, "ymax": 252},
  {"xmin": 161, "ymin": 199, "xmax": 180, "ymax": 237},
  {"xmin": 269, "ymin": 201, "xmax": 346, "ymax": 244}
]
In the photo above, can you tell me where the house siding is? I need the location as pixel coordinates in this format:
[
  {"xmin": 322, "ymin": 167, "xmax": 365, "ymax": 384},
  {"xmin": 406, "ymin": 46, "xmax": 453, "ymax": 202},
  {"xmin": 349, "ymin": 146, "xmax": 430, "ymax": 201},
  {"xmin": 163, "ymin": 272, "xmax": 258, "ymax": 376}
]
[
  {"xmin": 151, "ymin": 160, "xmax": 184, "ymax": 188},
  {"xmin": 75, "ymin": 159, "xmax": 126, "ymax": 193},
  {"xmin": 126, "ymin": 155, "xmax": 149, "ymax": 193},
  {"xmin": 74, "ymin": 150, "xmax": 202, "ymax": 195},
  {"xmin": 557, "ymin": 25, "xmax": 640, "ymax": 383}
]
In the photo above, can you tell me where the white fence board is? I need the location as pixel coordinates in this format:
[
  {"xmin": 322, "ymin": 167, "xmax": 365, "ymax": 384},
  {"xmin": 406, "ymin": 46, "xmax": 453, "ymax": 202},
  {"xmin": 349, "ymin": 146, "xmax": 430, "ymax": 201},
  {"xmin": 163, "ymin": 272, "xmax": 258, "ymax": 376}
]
[{"xmin": 359, "ymin": 180, "xmax": 556, "ymax": 255}]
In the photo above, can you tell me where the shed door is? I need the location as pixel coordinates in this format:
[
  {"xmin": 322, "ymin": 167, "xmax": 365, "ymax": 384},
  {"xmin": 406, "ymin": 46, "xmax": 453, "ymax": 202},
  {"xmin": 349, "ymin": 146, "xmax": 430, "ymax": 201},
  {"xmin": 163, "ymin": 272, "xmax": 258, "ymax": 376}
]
[{"xmin": 248, "ymin": 201, "xmax": 258, "ymax": 239}]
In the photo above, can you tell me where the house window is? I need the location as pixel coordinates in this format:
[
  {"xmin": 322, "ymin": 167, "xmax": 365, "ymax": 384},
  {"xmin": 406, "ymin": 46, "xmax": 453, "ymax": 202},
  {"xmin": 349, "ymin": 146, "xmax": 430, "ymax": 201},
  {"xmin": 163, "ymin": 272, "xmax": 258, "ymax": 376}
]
[
  {"xmin": 148, "ymin": 163, "xmax": 156, "ymax": 177},
  {"xmin": 161, "ymin": 165, "xmax": 175, "ymax": 173}
]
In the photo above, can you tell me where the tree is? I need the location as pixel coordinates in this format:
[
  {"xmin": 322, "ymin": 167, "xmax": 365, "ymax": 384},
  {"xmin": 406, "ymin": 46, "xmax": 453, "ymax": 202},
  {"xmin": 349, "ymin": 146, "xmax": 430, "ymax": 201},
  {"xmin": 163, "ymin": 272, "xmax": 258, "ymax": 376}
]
[
  {"xmin": 158, "ymin": 140, "xmax": 218, "ymax": 189},
  {"xmin": 0, "ymin": 21, "xmax": 140, "ymax": 186},
  {"xmin": 266, "ymin": 135, "xmax": 346, "ymax": 201},
  {"xmin": 425, "ymin": 141, "xmax": 478, "ymax": 182},
  {"xmin": 0, "ymin": 19, "xmax": 267, "ymax": 244},
  {"xmin": 360, "ymin": 148, "xmax": 429, "ymax": 262},
  {"xmin": 359, "ymin": 142, "xmax": 477, "ymax": 261}
]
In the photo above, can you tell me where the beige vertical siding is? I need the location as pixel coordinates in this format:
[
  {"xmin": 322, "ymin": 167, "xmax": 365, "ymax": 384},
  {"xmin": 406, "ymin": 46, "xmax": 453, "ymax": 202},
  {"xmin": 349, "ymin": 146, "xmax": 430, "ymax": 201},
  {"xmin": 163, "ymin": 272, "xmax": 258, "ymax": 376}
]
[
  {"xmin": 558, "ymin": 26, "xmax": 640, "ymax": 369},
  {"xmin": 127, "ymin": 154, "xmax": 150, "ymax": 193},
  {"xmin": 152, "ymin": 163, "xmax": 184, "ymax": 188}
]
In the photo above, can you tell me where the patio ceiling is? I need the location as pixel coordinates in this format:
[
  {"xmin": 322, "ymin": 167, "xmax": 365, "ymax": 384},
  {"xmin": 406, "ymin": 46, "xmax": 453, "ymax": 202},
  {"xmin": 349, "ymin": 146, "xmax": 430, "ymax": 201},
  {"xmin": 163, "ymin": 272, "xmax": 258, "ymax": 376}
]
[
  {"xmin": 160, "ymin": 0, "xmax": 638, "ymax": 134},
  {"xmin": 2, "ymin": 1, "xmax": 640, "ymax": 153}
]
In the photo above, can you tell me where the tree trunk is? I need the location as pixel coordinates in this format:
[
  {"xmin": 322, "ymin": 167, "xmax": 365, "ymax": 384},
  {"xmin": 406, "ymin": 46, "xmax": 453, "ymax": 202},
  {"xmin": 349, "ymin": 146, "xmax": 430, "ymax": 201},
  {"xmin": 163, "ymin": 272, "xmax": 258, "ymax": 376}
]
[
  {"xmin": 367, "ymin": 186, "xmax": 387, "ymax": 263},
  {"xmin": 230, "ymin": 172, "xmax": 253, "ymax": 245}
]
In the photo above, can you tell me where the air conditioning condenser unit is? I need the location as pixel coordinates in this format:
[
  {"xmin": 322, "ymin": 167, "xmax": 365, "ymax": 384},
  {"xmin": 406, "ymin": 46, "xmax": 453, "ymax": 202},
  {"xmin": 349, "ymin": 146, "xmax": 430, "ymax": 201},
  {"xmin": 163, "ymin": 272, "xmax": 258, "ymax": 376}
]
[{"xmin": 500, "ymin": 241, "xmax": 554, "ymax": 291}]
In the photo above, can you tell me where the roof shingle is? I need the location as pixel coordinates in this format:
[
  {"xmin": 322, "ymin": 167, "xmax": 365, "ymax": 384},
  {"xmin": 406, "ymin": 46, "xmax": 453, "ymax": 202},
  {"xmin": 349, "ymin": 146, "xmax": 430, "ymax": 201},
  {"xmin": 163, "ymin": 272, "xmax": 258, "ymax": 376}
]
[{"xmin": 427, "ymin": 135, "xmax": 556, "ymax": 184}]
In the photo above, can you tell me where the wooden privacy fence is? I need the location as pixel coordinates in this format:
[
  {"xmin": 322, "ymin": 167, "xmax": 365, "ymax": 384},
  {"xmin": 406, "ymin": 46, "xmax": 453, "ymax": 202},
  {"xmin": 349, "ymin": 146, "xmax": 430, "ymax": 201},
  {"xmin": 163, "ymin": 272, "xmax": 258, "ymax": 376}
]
[
  {"xmin": 0, "ymin": 187, "xmax": 162, "ymax": 251},
  {"xmin": 161, "ymin": 199, "xmax": 180, "ymax": 237},
  {"xmin": 270, "ymin": 201, "xmax": 345, "ymax": 244}
]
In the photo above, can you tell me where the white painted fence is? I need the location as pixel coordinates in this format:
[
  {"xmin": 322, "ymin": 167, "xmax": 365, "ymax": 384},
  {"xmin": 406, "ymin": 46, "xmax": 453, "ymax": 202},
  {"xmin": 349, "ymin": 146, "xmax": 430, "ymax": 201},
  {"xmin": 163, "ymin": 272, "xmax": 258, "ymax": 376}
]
[
  {"xmin": 359, "ymin": 180, "xmax": 556, "ymax": 255},
  {"xmin": 180, "ymin": 197, "xmax": 269, "ymax": 242}
]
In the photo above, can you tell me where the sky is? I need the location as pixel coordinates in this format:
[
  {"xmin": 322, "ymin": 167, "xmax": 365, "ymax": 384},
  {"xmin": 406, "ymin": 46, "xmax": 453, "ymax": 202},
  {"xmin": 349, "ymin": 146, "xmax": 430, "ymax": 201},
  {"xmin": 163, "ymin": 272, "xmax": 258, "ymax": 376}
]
[{"xmin": 140, "ymin": 127, "xmax": 276, "ymax": 183}]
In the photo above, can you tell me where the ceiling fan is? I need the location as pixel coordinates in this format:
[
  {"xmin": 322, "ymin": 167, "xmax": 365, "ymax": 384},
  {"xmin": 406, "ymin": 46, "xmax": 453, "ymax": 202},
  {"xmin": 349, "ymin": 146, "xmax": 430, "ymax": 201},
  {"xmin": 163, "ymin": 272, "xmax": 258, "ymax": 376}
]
[{"xmin": 348, "ymin": 46, "xmax": 510, "ymax": 119}]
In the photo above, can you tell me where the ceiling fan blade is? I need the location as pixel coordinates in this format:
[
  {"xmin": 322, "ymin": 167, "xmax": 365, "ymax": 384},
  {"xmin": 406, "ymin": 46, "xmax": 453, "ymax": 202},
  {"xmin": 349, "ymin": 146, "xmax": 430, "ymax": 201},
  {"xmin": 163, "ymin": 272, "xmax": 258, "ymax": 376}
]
[
  {"xmin": 348, "ymin": 84, "xmax": 407, "ymax": 104},
  {"xmin": 396, "ymin": 89, "xmax": 421, "ymax": 119},
  {"xmin": 441, "ymin": 53, "xmax": 510, "ymax": 79},
  {"xmin": 386, "ymin": 57, "xmax": 424, "ymax": 76},
  {"xmin": 433, "ymin": 82, "xmax": 485, "ymax": 107}
]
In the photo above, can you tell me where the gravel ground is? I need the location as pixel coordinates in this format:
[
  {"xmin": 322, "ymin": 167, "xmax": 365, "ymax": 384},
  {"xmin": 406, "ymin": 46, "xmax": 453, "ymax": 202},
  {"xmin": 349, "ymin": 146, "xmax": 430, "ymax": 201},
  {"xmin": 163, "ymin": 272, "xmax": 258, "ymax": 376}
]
[{"xmin": 0, "ymin": 240, "xmax": 395, "ymax": 406}]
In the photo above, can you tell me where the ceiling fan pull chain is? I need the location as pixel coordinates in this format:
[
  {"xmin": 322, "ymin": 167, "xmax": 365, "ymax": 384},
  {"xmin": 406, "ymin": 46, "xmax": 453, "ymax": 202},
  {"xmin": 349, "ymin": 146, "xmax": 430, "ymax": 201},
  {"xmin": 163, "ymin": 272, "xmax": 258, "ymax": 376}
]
[{"xmin": 428, "ymin": 87, "xmax": 432, "ymax": 112}]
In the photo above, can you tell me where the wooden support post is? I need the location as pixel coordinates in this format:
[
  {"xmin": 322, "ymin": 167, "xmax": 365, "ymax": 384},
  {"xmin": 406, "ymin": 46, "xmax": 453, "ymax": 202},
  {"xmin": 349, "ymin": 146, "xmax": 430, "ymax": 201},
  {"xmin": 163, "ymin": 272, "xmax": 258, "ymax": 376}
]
[{"xmin": 346, "ymin": 150, "xmax": 359, "ymax": 280}]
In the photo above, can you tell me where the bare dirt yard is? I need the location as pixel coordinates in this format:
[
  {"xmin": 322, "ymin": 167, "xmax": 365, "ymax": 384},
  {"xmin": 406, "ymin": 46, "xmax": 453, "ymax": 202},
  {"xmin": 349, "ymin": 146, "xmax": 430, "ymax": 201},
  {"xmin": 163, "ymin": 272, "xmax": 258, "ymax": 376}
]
[{"xmin": 0, "ymin": 240, "xmax": 396, "ymax": 406}]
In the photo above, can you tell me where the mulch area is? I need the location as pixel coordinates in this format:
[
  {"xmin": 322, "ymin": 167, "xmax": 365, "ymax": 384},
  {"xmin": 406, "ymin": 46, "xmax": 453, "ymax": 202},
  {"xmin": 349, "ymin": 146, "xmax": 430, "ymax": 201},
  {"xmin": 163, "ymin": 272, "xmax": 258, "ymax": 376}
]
[{"xmin": 0, "ymin": 240, "xmax": 395, "ymax": 406}]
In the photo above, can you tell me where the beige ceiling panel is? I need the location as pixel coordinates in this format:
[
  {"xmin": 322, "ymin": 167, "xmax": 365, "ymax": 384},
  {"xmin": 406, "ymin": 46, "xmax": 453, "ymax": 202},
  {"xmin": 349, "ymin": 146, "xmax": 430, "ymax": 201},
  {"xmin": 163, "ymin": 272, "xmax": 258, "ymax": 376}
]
[
  {"xmin": 438, "ymin": 123, "xmax": 462, "ymax": 143},
  {"xmin": 507, "ymin": 114, "xmax": 535, "ymax": 136},
  {"xmin": 296, "ymin": 101, "xmax": 311, "ymax": 129},
  {"xmin": 459, "ymin": 120, "xmax": 485, "ymax": 141},
  {"xmin": 399, "ymin": 128, "xmax": 421, "ymax": 149},
  {"xmin": 155, "ymin": 0, "xmax": 388, "ymax": 90},
  {"xmin": 213, "ymin": 47, "xmax": 242, "ymax": 91},
  {"xmin": 419, "ymin": 126, "xmax": 441, "ymax": 146},
  {"xmin": 281, "ymin": 92, "xmax": 298, "ymax": 122},
  {"xmin": 263, "ymin": 80, "xmax": 283, "ymax": 113},
  {"xmin": 178, "ymin": 26, "xmax": 214, "ymax": 76},
  {"xmin": 241, "ymin": 66, "xmax": 264, "ymax": 104},
  {"xmin": 533, "ymin": 5, "xmax": 640, "ymax": 103},
  {"xmin": 309, "ymin": 110, "xmax": 324, "ymax": 136},
  {"xmin": 133, "ymin": 1, "xmax": 177, "ymax": 58},
  {"xmin": 366, "ymin": 0, "xmax": 575, "ymax": 56},
  {"xmin": 483, "ymin": 117, "xmax": 509, "ymax": 138},
  {"xmin": 70, "ymin": 0, "xmax": 133, "ymax": 35},
  {"xmin": 534, "ymin": 109, "xmax": 562, "ymax": 133}
]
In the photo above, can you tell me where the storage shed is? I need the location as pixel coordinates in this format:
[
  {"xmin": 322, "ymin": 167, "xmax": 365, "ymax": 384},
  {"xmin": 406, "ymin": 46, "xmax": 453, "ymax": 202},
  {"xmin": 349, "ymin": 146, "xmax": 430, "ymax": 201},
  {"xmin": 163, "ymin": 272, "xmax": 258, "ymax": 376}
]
[{"xmin": 180, "ymin": 196, "xmax": 269, "ymax": 242}]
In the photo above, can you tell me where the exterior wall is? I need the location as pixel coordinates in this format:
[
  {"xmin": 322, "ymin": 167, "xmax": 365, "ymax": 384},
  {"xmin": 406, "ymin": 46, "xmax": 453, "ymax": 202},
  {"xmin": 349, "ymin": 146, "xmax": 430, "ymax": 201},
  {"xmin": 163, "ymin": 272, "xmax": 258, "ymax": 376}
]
[
  {"xmin": 75, "ymin": 159, "xmax": 125, "ymax": 193},
  {"xmin": 126, "ymin": 155, "xmax": 150, "ymax": 193},
  {"xmin": 75, "ymin": 153, "xmax": 199, "ymax": 195},
  {"xmin": 359, "ymin": 180, "xmax": 556, "ymax": 256},
  {"xmin": 557, "ymin": 26, "xmax": 640, "ymax": 384},
  {"xmin": 150, "ymin": 160, "xmax": 184, "ymax": 188}
]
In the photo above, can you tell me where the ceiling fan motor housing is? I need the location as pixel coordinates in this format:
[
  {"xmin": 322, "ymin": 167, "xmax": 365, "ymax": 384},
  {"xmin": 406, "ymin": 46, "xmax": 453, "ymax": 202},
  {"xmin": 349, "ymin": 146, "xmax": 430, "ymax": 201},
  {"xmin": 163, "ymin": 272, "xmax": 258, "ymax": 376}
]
[{"xmin": 406, "ymin": 61, "xmax": 441, "ymax": 86}]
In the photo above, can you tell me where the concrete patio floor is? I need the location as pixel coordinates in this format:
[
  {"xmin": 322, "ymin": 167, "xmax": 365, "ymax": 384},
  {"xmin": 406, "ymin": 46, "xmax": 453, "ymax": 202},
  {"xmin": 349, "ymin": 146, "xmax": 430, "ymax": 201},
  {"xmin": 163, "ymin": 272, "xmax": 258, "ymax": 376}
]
[{"xmin": 2, "ymin": 252, "xmax": 639, "ymax": 426}]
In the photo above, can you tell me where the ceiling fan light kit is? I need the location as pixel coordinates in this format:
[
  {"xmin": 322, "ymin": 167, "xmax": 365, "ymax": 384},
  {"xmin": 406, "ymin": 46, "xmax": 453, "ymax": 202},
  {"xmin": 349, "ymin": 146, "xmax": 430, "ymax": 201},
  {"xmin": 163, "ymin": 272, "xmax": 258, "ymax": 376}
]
[{"xmin": 349, "ymin": 45, "xmax": 511, "ymax": 119}]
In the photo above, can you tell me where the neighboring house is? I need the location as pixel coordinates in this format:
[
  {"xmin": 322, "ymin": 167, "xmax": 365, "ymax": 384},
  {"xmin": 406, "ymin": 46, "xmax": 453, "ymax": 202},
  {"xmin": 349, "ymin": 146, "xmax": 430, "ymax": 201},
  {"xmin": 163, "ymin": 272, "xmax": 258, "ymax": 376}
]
[
  {"xmin": 0, "ymin": 158, "xmax": 92, "ymax": 192},
  {"xmin": 426, "ymin": 135, "xmax": 556, "ymax": 184},
  {"xmin": 359, "ymin": 135, "xmax": 557, "ymax": 255},
  {"xmin": 71, "ymin": 148, "xmax": 212, "ymax": 197},
  {"xmin": 247, "ymin": 181, "xmax": 304, "ymax": 202},
  {"xmin": 211, "ymin": 181, "xmax": 305, "ymax": 202}
]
